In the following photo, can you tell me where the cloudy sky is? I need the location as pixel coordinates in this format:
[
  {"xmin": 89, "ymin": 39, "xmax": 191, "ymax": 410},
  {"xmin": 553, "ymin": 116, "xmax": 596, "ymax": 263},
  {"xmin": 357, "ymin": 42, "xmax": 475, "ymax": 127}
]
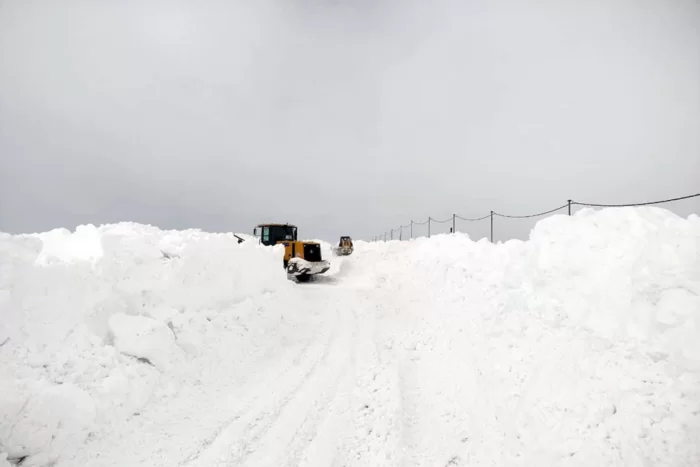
[{"xmin": 1, "ymin": 0, "xmax": 698, "ymax": 242}]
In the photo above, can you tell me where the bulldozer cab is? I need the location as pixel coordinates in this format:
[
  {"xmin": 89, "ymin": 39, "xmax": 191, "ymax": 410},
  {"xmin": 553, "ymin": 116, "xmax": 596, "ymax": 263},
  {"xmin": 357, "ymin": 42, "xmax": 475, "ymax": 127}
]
[
  {"xmin": 339, "ymin": 236, "xmax": 353, "ymax": 247},
  {"xmin": 254, "ymin": 224, "xmax": 297, "ymax": 246}
]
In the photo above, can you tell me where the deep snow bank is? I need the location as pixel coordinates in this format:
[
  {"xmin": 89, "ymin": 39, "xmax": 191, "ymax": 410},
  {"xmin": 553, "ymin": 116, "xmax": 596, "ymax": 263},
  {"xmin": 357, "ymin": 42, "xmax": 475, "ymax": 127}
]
[
  {"xmin": 351, "ymin": 206, "xmax": 700, "ymax": 364},
  {"xmin": 0, "ymin": 223, "xmax": 298, "ymax": 466},
  {"xmin": 506, "ymin": 206, "xmax": 700, "ymax": 364},
  {"xmin": 345, "ymin": 206, "xmax": 700, "ymax": 465}
]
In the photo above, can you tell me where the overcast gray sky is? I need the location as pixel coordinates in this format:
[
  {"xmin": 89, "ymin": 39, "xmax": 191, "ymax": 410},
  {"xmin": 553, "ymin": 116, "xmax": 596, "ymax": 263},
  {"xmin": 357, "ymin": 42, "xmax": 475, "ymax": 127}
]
[{"xmin": 1, "ymin": 0, "xmax": 698, "ymax": 242}]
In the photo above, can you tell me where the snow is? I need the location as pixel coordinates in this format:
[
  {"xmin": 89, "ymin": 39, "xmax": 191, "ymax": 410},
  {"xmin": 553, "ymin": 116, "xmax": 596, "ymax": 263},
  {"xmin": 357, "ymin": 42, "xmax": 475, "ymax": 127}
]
[
  {"xmin": 108, "ymin": 313, "xmax": 181, "ymax": 371},
  {"xmin": 33, "ymin": 225, "xmax": 104, "ymax": 266},
  {"xmin": 508, "ymin": 207, "xmax": 700, "ymax": 363},
  {"xmin": 1, "ymin": 207, "xmax": 699, "ymax": 466}
]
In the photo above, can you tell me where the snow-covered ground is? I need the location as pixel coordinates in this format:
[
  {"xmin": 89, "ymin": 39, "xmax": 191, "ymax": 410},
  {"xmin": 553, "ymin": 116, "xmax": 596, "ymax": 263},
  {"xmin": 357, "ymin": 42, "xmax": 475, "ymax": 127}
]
[{"xmin": 1, "ymin": 207, "xmax": 699, "ymax": 466}]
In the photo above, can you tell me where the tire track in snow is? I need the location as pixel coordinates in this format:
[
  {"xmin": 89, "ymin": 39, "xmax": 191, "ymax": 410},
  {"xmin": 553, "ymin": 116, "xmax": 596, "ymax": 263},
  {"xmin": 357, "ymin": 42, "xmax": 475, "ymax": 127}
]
[
  {"xmin": 176, "ymin": 334, "xmax": 321, "ymax": 466},
  {"xmin": 329, "ymin": 295, "xmax": 404, "ymax": 467},
  {"xmin": 241, "ymin": 295, "xmax": 360, "ymax": 467},
  {"xmin": 379, "ymin": 288, "xmax": 489, "ymax": 467},
  {"xmin": 56, "ymin": 296, "xmax": 329, "ymax": 467},
  {"xmin": 180, "ymin": 295, "xmax": 352, "ymax": 467}
]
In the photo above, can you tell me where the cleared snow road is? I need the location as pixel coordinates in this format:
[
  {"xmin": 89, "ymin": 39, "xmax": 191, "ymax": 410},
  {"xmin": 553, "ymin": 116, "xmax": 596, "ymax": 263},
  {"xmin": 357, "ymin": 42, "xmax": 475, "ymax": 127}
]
[
  {"xmin": 179, "ymin": 286, "xmax": 399, "ymax": 467},
  {"xmin": 52, "ymin": 275, "xmax": 407, "ymax": 467}
]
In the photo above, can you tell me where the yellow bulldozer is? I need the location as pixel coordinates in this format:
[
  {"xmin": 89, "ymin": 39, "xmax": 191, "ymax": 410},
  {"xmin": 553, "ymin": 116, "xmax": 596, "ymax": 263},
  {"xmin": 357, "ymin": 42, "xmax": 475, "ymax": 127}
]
[
  {"xmin": 334, "ymin": 236, "xmax": 354, "ymax": 256},
  {"xmin": 253, "ymin": 223, "xmax": 330, "ymax": 282}
]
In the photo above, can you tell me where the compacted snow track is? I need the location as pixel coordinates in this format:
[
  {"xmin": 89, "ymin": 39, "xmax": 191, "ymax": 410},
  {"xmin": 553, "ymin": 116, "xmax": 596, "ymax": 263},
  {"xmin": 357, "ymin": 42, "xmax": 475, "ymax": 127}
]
[
  {"xmin": 2, "ymin": 207, "xmax": 700, "ymax": 466},
  {"xmin": 42, "ymin": 275, "xmax": 406, "ymax": 467},
  {"xmin": 180, "ymin": 287, "xmax": 390, "ymax": 467}
]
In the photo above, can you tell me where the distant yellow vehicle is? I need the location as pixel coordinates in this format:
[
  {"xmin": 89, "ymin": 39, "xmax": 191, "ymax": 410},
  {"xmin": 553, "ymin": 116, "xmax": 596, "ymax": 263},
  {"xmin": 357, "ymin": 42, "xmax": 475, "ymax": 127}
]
[
  {"xmin": 335, "ymin": 236, "xmax": 354, "ymax": 256},
  {"xmin": 253, "ymin": 223, "xmax": 330, "ymax": 282}
]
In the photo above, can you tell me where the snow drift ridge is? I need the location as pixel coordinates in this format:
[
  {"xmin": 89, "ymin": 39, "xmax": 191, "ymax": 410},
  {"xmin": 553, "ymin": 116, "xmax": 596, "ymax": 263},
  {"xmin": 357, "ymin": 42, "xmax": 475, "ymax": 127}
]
[
  {"xmin": 509, "ymin": 207, "xmax": 700, "ymax": 363},
  {"xmin": 0, "ymin": 223, "xmax": 296, "ymax": 465}
]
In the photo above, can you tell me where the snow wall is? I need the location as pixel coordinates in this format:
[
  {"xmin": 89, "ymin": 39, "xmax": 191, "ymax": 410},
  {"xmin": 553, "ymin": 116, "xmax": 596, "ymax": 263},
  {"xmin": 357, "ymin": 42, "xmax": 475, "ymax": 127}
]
[
  {"xmin": 1, "ymin": 207, "xmax": 699, "ymax": 465},
  {"xmin": 351, "ymin": 206, "xmax": 700, "ymax": 362},
  {"xmin": 0, "ymin": 224, "xmax": 297, "ymax": 466}
]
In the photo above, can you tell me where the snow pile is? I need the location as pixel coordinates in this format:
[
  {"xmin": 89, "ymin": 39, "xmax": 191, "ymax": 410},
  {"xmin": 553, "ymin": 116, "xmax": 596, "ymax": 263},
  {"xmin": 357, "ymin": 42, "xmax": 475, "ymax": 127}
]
[
  {"xmin": 347, "ymin": 234, "xmax": 525, "ymax": 306},
  {"xmin": 352, "ymin": 206, "xmax": 700, "ymax": 364},
  {"xmin": 34, "ymin": 225, "xmax": 104, "ymax": 265},
  {"xmin": 346, "ymin": 206, "xmax": 700, "ymax": 464},
  {"xmin": 504, "ymin": 207, "xmax": 700, "ymax": 363},
  {"xmin": 0, "ymin": 223, "xmax": 300, "ymax": 466}
]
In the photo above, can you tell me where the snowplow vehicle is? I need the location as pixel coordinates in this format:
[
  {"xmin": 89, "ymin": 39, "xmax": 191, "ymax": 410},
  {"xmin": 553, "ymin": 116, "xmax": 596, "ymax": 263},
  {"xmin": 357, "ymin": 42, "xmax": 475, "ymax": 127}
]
[
  {"xmin": 335, "ymin": 236, "xmax": 354, "ymax": 256},
  {"xmin": 253, "ymin": 223, "xmax": 330, "ymax": 282}
]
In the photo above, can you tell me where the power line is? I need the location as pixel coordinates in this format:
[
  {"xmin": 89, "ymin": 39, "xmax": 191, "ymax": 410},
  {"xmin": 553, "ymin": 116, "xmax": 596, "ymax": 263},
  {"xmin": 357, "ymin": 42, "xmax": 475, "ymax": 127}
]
[
  {"xmin": 493, "ymin": 203, "xmax": 569, "ymax": 219},
  {"xmin": 456, "ymin": 214, "xmax": 491, "ymax": 222},
  {"xmin": 573, "ymin": 193, "xmax": 700, "ymax": 208},
  {"xmin": 374, "ymin": 191, "xmax": 699, "ymax": 243}
]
